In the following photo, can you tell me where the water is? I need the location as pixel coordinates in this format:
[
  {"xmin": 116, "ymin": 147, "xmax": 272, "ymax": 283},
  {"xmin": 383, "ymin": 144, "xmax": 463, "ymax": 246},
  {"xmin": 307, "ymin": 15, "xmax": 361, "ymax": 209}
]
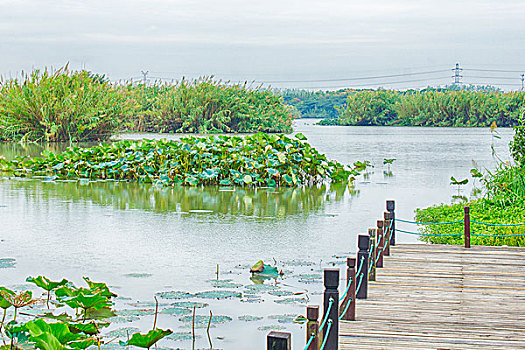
[{"xmin": 0, "ymin": 120, "xmax": 514, "ymax": 349}]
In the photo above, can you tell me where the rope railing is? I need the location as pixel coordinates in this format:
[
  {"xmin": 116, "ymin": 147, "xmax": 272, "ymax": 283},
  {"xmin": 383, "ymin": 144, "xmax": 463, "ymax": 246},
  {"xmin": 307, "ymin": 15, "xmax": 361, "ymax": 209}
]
[
  {"xmin": 339, "ymin": 275, "xmax": 353, "ymax": 302},
  {"xmin": 338, "ymin": 298, "xmax": 352, "ymax": 321},
  {"xmin": 304, "ymin": 333, "xmax": 315, "ymax": 350},
  {"xmin": 471, "ymin": 231, "xmax": 525, "ymax": 237},
  {"xmin": 319, "ymin": 320, "xmax": 333, "ymax": 350},
  {"xmin": 319, "ymin": 298, "xmax": 334, "ymax": 332},
  {"xmin": 355, "ymin": 273, "xmax": 364, "ymax": 294},
  {"xmin": 471, "ymin": 220, "xmax": 525, "ymax": 227},
  {"xmin": 396, "ymin": 218, "xmax": 464, "ymax": 225},
  {"xmin": 396, "ymin": 228, "xmax": 463, "ymax": 237}
]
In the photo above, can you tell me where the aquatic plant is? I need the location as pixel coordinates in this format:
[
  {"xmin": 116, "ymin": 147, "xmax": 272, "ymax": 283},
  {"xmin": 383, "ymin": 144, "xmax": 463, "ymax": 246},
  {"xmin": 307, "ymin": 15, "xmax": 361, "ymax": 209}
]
[
  {"xmin": 126, "ymin": 78, "xmax": 294, "ymax": 134},
  {"xmin": 0, "ymin": 276, "xmax": 173, "ymax": 350},
  {"xmin": 1, "ymin": 133, "xmax": 355, "ymax": 187},
  {"xmin": 0, "ymin": 66, "xmax": 130, "ymax": 142},
  {"xmin": 323, "ymin": 89, "xmax": 525, "ymax": 127}
]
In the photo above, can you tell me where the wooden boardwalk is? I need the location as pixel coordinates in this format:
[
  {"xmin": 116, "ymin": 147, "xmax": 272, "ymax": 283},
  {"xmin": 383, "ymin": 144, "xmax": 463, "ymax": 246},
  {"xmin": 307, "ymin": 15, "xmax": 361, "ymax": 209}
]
[{"xmin": 339, "ymin": 244, "xmax": 525, "ymax": 350}]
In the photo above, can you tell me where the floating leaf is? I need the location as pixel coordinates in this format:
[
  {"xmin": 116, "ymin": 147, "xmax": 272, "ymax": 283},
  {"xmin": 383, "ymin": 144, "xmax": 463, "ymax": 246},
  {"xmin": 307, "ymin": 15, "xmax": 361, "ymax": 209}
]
[{"xmin": 119, "ymin": 328, "xmax": 172, "ymax": 349}]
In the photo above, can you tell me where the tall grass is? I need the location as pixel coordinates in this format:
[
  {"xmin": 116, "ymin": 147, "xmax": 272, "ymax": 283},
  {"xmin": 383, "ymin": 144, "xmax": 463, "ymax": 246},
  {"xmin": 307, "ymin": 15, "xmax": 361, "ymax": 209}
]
[
  {"xmin": 335, "ymin": 90, "xmax": 525, "ymax": 127},
  {"xmin": 0, "ymin": 68, "xmax": 295, "ymax": 142},
  {"xmin": 0, "ymin": 67, "xmax": 130, "ymax": 142},
  {"xmin": 126, "ymin": 78, "xmax": 293, "ymax": 134}
]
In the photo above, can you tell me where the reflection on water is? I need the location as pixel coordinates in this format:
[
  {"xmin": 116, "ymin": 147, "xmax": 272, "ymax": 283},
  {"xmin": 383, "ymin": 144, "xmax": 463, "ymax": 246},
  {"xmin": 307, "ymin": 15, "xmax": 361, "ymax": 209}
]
[
  {"xmin": 2, "ymin": 179, "xmax": 353, "ymax": 218},
  {"xmin": 0, "ymin": 142, "xmax": 97, "ymax": 160}
]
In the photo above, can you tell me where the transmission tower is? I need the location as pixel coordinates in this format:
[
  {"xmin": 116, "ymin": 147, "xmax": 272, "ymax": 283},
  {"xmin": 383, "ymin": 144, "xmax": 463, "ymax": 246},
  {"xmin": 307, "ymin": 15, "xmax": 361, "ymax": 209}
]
[
  {"xmin": 521, "ymin": 74, "xmax": 524, "ymax": 91},
  {"xmin": 452, "ymin": 63, "xmax": 462, "ymax": 85},
  {"xmin": 141, "ymin": 70, "xmax": 149, "ymax": 85}
]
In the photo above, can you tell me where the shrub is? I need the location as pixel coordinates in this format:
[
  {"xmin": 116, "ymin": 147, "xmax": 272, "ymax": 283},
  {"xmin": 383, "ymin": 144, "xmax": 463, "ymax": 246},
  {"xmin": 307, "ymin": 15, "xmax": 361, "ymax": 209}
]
[{"xmin": 0, "ymin": 67, "xmax": 130, "ymax": 142}]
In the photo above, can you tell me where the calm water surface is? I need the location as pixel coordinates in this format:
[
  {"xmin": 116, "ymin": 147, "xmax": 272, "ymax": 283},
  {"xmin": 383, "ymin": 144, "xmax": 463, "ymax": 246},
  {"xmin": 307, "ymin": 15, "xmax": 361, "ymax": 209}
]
[{"xmin": 0, "ymin": 121, "xmax": 514, "ymax": 349}]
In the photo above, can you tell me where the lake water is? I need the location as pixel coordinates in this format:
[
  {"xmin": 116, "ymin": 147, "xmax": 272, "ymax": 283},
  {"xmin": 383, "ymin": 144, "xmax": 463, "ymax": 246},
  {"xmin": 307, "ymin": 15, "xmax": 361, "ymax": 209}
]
[{"xmin": 0, "ymin": 120, "xmax": 514, "ymax": 349}]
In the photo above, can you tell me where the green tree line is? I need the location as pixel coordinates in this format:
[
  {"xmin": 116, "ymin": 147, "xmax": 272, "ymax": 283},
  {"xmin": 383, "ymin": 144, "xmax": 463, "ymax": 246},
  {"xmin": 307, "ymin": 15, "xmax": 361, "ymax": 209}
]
[{"xmin": 0, "ymin": 67, "xmax": 294, "ymax": 142}]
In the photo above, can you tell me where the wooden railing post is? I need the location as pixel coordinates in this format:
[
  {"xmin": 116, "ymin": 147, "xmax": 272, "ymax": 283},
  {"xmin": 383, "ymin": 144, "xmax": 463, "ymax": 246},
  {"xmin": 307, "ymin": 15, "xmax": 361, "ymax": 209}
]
[
  {"xmin": 376, "ymin": 220, "xmax": 385, "ymax": 268},
  {"xmin": 387, "ymin": 200, "xmax": 396, "ymax": 246},
  {"xmin": 383, "ymin": 212, "xmax": 391, "ymax": 256},
  {"xmin": 356, "ymin": 234, "xmax": 370, "ymax": 299},
  {"xmin": 267, "ymin": 331, "xmax": 291, "ymax": 350},
  {"xmin": 340, "ymin": 258, "xmax": 356, "ymax": 321},
  {"xmin": 464, "ymin": 206, "xmax": 471, "ymax": 248},
  {"xmin": 305, "ymin": 306, "xmax": 319, "ymax": 350},
  {"xmin": 368, "ymin": 229, "xmax": 376, "ymax": 281},
  {"xmin": 323, "ymin": 268, "xmax": 339, "ymax": 350}
]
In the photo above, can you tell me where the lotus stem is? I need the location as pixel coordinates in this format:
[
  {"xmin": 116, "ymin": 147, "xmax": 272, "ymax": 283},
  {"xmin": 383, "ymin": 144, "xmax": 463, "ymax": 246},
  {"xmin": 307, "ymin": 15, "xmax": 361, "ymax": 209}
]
[
  {"xmin": 153, "ymin": 296, "xmax": 159, "ymax": 330},
  {"xmin": 46, "ymin": 290, "xmax": 50, "ymax": 309},
  {"xmin": 192, "ymin": 306, "xmax": 196, "ymax": 339},
  {"xmin": 207, "ymin": 310, "xmax": 213, "ymax": 350}
]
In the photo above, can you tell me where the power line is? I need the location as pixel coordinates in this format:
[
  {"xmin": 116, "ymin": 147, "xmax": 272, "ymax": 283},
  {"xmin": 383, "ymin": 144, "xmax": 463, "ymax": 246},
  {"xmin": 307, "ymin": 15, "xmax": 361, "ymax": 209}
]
[
  {"xmin": 464, "ymin": 68, "xmax": 524, "ymax": 73},
  {"xmin": 296, "ymin": 77, "xmax": 451, "ymax": 90},
  {"xmin": 464, "ymin": 75, "xmax": 521, "ymax": 80},
  {"xmin": 257, "ymin": 69, "xmax": 450, "ymax": 84}
]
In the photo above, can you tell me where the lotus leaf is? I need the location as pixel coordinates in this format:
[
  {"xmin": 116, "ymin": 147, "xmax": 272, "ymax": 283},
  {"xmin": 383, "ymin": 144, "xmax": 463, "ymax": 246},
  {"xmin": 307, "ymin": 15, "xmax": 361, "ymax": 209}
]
[
  {"xmin": 119, "ymin": 328, "xmax": 172, "ymax": 349},
  {"xmin": 106, "ymin": 327, "xmax": 140, "ymax": 338},
  {"xmin": 159, "ymin": 307, "xmax": 192, "ymax": 316},
  {"xmin": 179, "ymin": 315, "xmax": 232, "ymax": 326},
  {"xmin": 26, "ymin": 276, "xmax": 68, "ymax": 292},
  {"xmin": 0, "ymin": 258, "xmax": 16, "ymax": 269},
  {"xmin": 169, "ymin": 301, "xmax": 208, "ymax": 309},
  {"xmin": 155, "ymin": 291, "xmax": 193, "ymax": 299},
  {"xmin": 268, "ymin": 314, "xmax": 298, "ymax": 323},
  {"xmin": 257, "ymin": 325, "xmax": 285, "ymax": 331},
  {"xmin": 194, "ymin": 290, "xmax": 241, "ymax": 299},
  {"xmin": 274, "ymin": 297, "xmax": 307, "ymax": 304},
  {"xmin": 238, "ymin": 315, "xmax": 263, "ymax": 322}
]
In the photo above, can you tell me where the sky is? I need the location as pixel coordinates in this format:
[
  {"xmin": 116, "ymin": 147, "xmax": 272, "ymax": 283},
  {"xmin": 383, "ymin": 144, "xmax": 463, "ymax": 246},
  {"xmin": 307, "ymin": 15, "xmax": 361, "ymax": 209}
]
[{"xmin": 1, "ymin": 0, "xmax": 524, "ymax": 90}]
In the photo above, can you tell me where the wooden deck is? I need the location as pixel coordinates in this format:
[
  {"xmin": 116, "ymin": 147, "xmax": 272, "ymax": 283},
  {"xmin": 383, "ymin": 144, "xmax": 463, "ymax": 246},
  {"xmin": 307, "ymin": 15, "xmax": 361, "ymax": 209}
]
[{"xmin": 339, "ymin": 244, "xmax": 525, "ymax": 350}]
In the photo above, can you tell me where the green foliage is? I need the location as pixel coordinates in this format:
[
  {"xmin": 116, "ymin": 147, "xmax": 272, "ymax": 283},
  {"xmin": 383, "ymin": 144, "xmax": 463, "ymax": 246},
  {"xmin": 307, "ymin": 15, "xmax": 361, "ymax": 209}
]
[
  {"xmin": 0, "ymin": 67, "xmax": 295, "ymax": 142},
  {"xmin": 26, "ymin": 276, "xmax": 68, "ymax": 292},
  {"xmin": 2, "ymin": 133, "xmax": 355, "ymax": 187},
  {"xmin": 510, "ymin": 117, "xmax": 525, "ymax": 166},
  {"xmin": 326, "ymin": 89, "xmax": 525, "ymax": 127},
  {"xmin": 0, "ymin": 66, "xmax": 129, "ymax": 142},
  {"xmin": 0, "ymin": 276, "xmax": 170, "ymax": 350},
  {"xmin": 280, "ymin": 89, "xmax": 352, "ymax": 118},
  {"xmin": 415, "ymin": 201, "xmax": 525, "ymax": 246},
  {"xmin": 339, "ymin": 90, "xmax": 401, "ymax": 126},
  {"xmin": 119, "ymin": 328, "xmax": 173, "ymax": 349},
  {"xmin": 124, "ymin": 78, "xmax": 293, "ymax": 134}
]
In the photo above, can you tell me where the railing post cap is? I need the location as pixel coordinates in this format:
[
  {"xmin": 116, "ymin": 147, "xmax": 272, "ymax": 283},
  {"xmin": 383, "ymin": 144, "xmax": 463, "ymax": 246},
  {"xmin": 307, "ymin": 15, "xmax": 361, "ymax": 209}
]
[
  {"xmin": 464, "ymin": 206, "xmax": 470, "ymax": 213},
  {"xmin": 368, "ymin": 228, "xmax": 376, "ymax": 237},
  {"xmin": 384, "ymin": 211, "xmax": 391, "ymax": 220},
  {"xmin": 347, "ymin": 257, "xmax": 356, "ymax": 268},
  {"xmin": 387, "ymin": 200, "xmax": 395, "ymax": 211},
  {"xmin": 323, "ymin": 268, "xmax": 339, "ymax": 288},
  {"xmin": 358, "ymin": 234, "xmax": 370, "ymax": 250},
  {"xmin": 306, "ymin": 305, "xmax": 319, "ymax": 320},
  {"xmin": 377, "ymin": 220, "xmax": 384, "ymax": 228}
]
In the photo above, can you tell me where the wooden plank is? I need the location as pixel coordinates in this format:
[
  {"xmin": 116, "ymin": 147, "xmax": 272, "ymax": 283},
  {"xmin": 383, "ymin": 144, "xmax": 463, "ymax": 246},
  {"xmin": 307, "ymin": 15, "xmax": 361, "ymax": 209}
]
[{"xmin": 338, "ymin": 244, "xmax": 525, "ymax": 349}]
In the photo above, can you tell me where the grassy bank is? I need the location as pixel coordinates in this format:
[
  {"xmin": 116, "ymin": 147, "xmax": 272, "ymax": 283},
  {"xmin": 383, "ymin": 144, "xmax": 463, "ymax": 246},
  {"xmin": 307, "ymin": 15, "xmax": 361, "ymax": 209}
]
[
  {"xmin": 414, "ymin": 122, "xmax": 525, "ymax": 246},
  {"xmin": 0, "ymin": 68, "xmax": 294, "ymax": 142},
  {"xmin": 308, "ymin": 88, "xmax": 525, "ymax": 127}
]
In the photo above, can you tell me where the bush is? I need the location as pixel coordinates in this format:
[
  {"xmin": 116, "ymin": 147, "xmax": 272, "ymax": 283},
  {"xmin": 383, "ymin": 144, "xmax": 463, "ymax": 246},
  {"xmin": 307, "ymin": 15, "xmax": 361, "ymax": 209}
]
[
  {"xmin": 510, "ymin": 117, "xmax": 525, "ymax": 166},
  {"xmin": 0, "ymin": 67, "xmax": 130, "ymax": 142},
  {"xmin": 125, "ymin": 78, "xmax": 293, "ymax": 134}
]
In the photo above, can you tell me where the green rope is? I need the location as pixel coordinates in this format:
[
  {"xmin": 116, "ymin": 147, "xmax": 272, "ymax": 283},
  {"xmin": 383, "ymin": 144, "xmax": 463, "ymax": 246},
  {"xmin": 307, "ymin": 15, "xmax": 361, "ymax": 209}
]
[
  {"xmin": 355, "ymin": 256, "xmax": 365, "ymax": 276},
  {"xmin": 396, "ymin": 228, "xmax": 463, "ymax": 237},
  {"xmin": 471, "ymin": 232, "xmax": 525, "ymax": 237},
  {"xmin": 338, "ymin": 298, "xmax": 353, "ymax": 321},
  {"xmin": 396, "ymin": 218, "xmax": 464, "ymax": 225},
  {"xmin": 319, "ymin": 298, "xmax": 333, "ymax": 332},
  {"xmin": 355, "ymin": 273, "xmax": 364, "ymax": 294},
  {"xmin": 319, "ymin": 320, "xmax": 333, "ymax": 350},
  {"xmin": 339, "ymin": 275, "xmax": 353, "ymax": 302},
  {"xmin": 304, "ymin": 333, "xmax": 315, "ymax": 350},
  {"xmin": 471, "ymin": 220, "xmax": 525, "ymax": 227}
]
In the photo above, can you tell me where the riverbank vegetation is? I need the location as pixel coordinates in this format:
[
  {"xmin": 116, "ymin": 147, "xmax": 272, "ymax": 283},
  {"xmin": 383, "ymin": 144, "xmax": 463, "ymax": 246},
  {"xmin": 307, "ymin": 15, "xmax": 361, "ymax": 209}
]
[
  {"xmin": 280, "ymin": 87, "xmax": 525, "ymax": 127},
  {"xmin": 415, "ymin": 121, "xmax": 525, "ymax": 246},
  {"xmin": 318, "ymin": 89, "xmax": 525, "ymax": 127},
  {"xmin": 0, "ymin": 67, "xmax": 294, "ymax": 142},
  {"xmin": 0, "ymin": 133, "xmax": 356, "ymax": 187}
]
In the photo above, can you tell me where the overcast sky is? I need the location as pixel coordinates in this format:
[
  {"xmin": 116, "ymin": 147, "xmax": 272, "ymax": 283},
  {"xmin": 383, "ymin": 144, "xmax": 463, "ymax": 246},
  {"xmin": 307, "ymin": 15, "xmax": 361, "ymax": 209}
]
[{"xmin": 1, "ymin": 0, "xmax": 524, "ymax": 90}]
